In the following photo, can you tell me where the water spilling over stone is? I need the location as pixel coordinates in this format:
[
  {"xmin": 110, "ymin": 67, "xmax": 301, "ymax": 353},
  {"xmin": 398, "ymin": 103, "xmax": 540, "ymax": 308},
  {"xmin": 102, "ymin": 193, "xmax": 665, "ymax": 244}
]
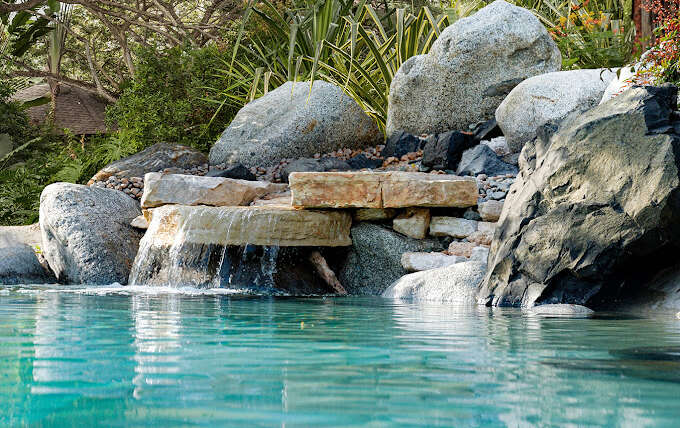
[{"xmin": 128, "ymin": 205, "xmax": 352, "ymax": 292}]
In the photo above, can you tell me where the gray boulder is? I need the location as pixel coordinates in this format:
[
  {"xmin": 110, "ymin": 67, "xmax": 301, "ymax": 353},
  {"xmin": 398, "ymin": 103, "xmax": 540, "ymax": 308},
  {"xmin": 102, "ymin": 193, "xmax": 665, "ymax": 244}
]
[
  {"xmin": 386, "ymin": 0, "xmax": 561, "ymax": 137},
  {"xmin": 479, "ymin": 85, "xmax": 680, "ymax": 308},
  {"xmin": 210, "ymin": 81, "xmax": 382, "ymax": 168},
  {"xmin": 0, "ymin": 244, "xmax": 55, "ymax": 285},
  {"xmin": 528, "ymin": 304, "xmax": 594, "ymax": 317},
  {"xmin": 383, "ymin": 261, "xmax": 486, "ymax": 303},
  {"xmin": 40, "ymin": 183, "xmax": 144, "ymax": 285},
  {"xmin": 496, "ymin": 69, "xmax": 617, "ymax": 152},
  {"xmin": 338, "ymin": 223, "xmax": 445, "ymax": 295},
  {"xmin": 89, "ymin": 143, "xmax": 208, "ymax": 183}
]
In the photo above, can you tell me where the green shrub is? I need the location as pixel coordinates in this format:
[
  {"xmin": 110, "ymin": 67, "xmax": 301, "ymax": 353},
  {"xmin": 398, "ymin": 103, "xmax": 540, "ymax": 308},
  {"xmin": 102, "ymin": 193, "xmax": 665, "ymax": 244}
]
[{"xmin": 107, "ymin": 44, "xmax": 238, "ymax": 154}]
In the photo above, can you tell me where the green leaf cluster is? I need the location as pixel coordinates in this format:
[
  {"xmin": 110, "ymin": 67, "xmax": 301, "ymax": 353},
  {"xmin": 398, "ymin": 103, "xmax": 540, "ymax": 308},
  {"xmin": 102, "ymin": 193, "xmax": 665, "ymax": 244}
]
[
  {"xmin": 107, "ymin": 44, "xmax": 238, "ymax": 154},
  {"xmin": 214, "ymin": 0, "xmax": 450, "ymax": 134}
]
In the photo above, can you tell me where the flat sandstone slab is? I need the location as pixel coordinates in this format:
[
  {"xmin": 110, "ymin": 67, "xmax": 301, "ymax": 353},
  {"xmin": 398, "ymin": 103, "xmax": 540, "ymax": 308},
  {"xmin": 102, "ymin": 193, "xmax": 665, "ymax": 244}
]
[
  {"xmin": 141, "ymin": 173, "xmax": 287, "ymax": 209},
  {"xmin": 144, "ymin": 205, "xmax": 352, "ymax": 247},
  {"xmin": 289, "ymin": 171, "xmax": 477, "ymax": 209}
]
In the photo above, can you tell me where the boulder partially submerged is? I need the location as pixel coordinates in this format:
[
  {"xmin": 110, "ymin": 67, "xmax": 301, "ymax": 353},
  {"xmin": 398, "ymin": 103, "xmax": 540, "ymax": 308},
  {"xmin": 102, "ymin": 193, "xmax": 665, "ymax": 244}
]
[
  {"xmin": 40, "ymin": 183, "xmax": 143, "ymax": 285},
  {"xmin": 0, "ymin": 244, "xmax": 55, "ymax": 285},
  {"xmin": 383, "ymin": 261, "xmax": 486, "ymax": 303},
  {"xmin": 479, "ymin": 84, "xmax": 680, "ymax": 308}
]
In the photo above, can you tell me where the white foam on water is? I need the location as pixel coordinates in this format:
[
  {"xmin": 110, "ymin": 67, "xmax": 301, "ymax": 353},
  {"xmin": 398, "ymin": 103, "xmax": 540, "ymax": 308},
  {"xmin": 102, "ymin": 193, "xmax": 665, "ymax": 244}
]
[{"xmin": 1, "ymin": 283, "xmax": 262, "ymax": 297}]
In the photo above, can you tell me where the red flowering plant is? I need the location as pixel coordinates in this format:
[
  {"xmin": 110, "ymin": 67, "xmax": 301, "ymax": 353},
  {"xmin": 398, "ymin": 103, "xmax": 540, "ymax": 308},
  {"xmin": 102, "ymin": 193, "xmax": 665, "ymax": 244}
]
[{"xmin": 631, "ymin": 0, "xmax": 680, "ymax": 85}]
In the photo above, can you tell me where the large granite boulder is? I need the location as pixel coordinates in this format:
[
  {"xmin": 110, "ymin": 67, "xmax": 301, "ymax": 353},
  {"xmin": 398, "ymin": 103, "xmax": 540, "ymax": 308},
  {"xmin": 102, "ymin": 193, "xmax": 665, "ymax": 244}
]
[
  {"xmin": 89, "ymin": 143, "xmax": 208, "ymax": 183},
  {"xmin": 338, "ymin": 223, "xmax": 445, "ymax": 295},
  {"xmin": 40, "ymin": 183, "xmax": 143, "ymax": 285},
  {"xmin": 385, "ymin": 0, "xmax": 561, "ymax": 137},
  {"xmin": 496, "ymin": 69, "xmax": 618, "ymax": 152},
  {"xmin": 479, "ymin": 85, "xmax": 680, "ymax": 308},
  {"xmin": 0, "ymin": 244, "xmax": 55, "ymax": 285},
  {"xmin": 383, "ymin": 261, "xmax": 486, "ymax": 303},
  {"xmin": 209, "ymin": 81, "xmax": 382, "ymax": 168}
]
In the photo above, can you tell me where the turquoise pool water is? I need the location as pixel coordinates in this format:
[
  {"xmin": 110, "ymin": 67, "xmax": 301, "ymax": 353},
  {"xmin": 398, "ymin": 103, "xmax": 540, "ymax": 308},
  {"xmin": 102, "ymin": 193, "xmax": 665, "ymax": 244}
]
[{"xmin": 2, "ymin": 286, "xmax": 680, "ymax": 427}]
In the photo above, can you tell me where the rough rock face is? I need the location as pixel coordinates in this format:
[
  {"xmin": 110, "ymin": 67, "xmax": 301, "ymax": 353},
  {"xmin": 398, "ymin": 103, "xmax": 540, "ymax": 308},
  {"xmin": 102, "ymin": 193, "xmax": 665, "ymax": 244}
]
[
  {"xmin": 0, "ymin": 244, "xmax": 55, "ymax": 285},
  {"xmin": 456, "ymin": 145, "xmax": 518, "ymax": 177},
  {"xmin": 382, "ymin": 261, "xmax": 486, "ymax": 303},
  {"xmin": 89, "ymin": 143, "xmax": 208, "ymax": 182},
  {"xmin": 421, "ymin": 131, "xmax": 476, "ymax": 171},
  {"xmin": 479, "ymin": 85, "xmax": 680, "ymax": 308},
  {"xmin": 289, "ymin": 171, "xmax": 478, "ymax": 208},
  {"xmin": 338, "ymin": 223, "xmax": 445, "ymax": 295},
  {"xmin": 140, "ymin": 173, "xmax": 287, "ymax": 208},
  {"xmin": 496, "ymin": 69, "xmax": 617, "ymax": 152},
  {"xmin": 209, "ymin": 81, "xmax": 382, "ymax": 168},
  {"xmin": 386, "ymin": 0, "xmax": 561, "ymax": 136},
  {"xmin": 40, "ymin": 183, "xmax": 143, "ymax": 285}
]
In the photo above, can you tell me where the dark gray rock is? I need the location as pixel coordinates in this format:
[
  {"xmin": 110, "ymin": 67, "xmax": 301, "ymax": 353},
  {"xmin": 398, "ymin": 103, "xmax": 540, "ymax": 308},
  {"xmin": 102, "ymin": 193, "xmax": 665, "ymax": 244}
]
[
  {"xmin": 456, "ymin": 145, "xmax": 518, "ymax": 176},
  {"xmin": 471, "ymin": 118, "xmax": 503, "ymax": 142},
  {"xmin": 282, "ymin": 157, "xmax": 352, "ymax": 182},
  {"xmin": 421, "ymin": 131, "xmax": 476, "ymax": 171},
  {"xmin": 90, "ymin": 143, "xmax": 207, "ymax": 182},
  {"xmin": 347, "ymin": 154, "xmax": 383, "ymax": 170},
  {"xmin": 40, "ymin": 183, "xmax": 144, "ymax": 285},
  {"xmin": 479, "ymin": 85, "xmax": 680, "ymax": 308},
  {"xmin": 383, "ymin": 131, "xmax": 422, "ymax": 158},
  {"xmin": 209, "ymin": 81, "xmax": 382, "ymax": 168},
  {"xmin": 338, "ymin": 223, "xmax": 445, "ymax": 295},
  {"xmin": 0, "ymin": 244, "xmax": 55, "ymax": 285},
  {"xmin": 206, "ymin": 163, "xmax": 257, "ymax": 181}
]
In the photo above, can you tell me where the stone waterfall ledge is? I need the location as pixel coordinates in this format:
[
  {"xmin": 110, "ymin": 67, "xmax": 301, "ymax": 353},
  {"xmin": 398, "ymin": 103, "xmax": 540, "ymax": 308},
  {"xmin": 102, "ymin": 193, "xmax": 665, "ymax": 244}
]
[
  {"xmin": 142, "ymin": 205, "xmax": 352, "ymax": 247},
  {"xmin": 141, "ymin": 172, "xmax": 288, "ymax": 209},
  {"xmin": 289, "ymin": 171, "xmax": 478, "ymax": 209}
]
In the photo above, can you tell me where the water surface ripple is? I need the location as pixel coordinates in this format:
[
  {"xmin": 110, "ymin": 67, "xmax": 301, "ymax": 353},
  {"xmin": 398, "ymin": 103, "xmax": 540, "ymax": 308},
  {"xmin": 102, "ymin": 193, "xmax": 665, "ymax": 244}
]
[{"xmin": 2, "ymin": 286, "xmax": 680, "ymax": 427}]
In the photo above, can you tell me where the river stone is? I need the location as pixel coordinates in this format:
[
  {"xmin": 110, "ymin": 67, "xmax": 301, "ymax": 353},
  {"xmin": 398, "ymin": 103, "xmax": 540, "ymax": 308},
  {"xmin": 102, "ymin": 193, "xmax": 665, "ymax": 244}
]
[
  {"xmin": 139, "ymin": 205, "xmax": 352, "ymax": 248},
  {"xmin": 206, "ymin": 163, "xmax": 256, "ymax": 181},
  {"xmin": 401, "ymin": 252, "xmax": 463, "ymax": 272},
  {"xmin": 338, "ymin": 223, "xmax": 445, "ymax": 295},
  {"xmin": 478, "ymin": 200, "xmax": 503, "ymax": 222},
  {"xmin": 140, "ymin": 173, "xmax": 287, "ymax": 209},
  {"xmin": 496, "ymin": 69, "xmax": 617, "ymax": 152},
  {"xmin": 429, "ymin": 217, "xmax": 478, "ymax": 238},
  {"xmin": 479, "ymin": 85, "xmax": 680, "ymax": 308},
  {"xmin": 456, "ymin": 145, "xmax": 518, "ymax": 177},
  {"xmin": 528, "ymin": 304, "xmax": 595, "ymax": 317},
  {"xmin": 385, "ymin": 0, "xmax": 561, "ymax": 137},
  {"xmin": 0, "ymin": 244, "xmax": 55, "ymax": 285},
  {"xmin": 289, "ymin": 171, "xmax": 478, "ymax": 208},
  {"xmin": 39, "ymin": 183, "xmax": 143, "ymax": 285},
  {"xmin": 382, "ymin": 261, "xmax": 487, "ymax": 303},
  {"xmin": 393, "ymin": 208, "xmax": 431, "ymax": 239},
  {"xmin": 209, "ymin": 81, "xmax": 382, "ymax": 168},
  {"xmin": 89, "ymin": 143, "xmax": 207, "ymax": 183}
]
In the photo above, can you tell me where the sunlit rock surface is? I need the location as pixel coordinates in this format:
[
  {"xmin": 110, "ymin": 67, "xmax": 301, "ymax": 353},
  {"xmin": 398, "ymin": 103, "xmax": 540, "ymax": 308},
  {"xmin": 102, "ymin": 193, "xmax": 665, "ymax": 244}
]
[
  {"xmin": 140, "ymin": 173, "xmax": 287, "ymax": 208},
  {"xmin": 289, "ymin": 171, "xmax": 478, "ymax": 209}
]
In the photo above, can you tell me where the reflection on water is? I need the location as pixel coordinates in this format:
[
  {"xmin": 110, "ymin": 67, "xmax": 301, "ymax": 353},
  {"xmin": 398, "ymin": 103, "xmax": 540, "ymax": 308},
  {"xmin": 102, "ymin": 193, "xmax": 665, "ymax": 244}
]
[{"xmin": 2, "ymin": 287, "xmax": 680, "ymax": 427}]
